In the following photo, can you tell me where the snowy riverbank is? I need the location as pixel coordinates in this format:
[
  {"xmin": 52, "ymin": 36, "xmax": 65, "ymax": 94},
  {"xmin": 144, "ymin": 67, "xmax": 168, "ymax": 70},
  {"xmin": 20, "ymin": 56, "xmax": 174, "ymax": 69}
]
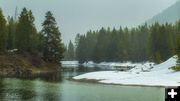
[
  {"xmin": 73, "ymin": 56, "xmax": 180, "ymax": 87},
  {"xmin": 61, "ymin": 60, "xmax": 154, "ymax": 71}
]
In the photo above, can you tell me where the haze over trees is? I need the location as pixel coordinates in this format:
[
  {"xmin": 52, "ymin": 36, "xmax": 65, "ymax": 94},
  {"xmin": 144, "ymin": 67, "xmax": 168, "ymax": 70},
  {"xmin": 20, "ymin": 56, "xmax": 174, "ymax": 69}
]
[
  {"xmin": 0, "ymin": 9, "xmax": 7, "ymax": 52},
  {"xmin": 147, "ymin": 0, "xmax": 180, "ymax": 25},
  {"xmin": 1, "ymin": 6, "xmax": 180, "ymax": 66},
  {"xmin": 74, "ymin": 21, "xmax": 180, "ymax": 64},
  {"xmin": 0, "ymin": 8, "xmax": 64, "ymax": 64},
  {"xmin": 64, "ymin": 40, "xmax": 75, "ymax": 61}
]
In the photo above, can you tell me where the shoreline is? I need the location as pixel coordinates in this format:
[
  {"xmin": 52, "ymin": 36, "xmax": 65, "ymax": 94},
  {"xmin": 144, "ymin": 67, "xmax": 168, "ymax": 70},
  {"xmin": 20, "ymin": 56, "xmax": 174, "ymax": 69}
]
[
  {"xmin": 72, "ymin": 70, "xmax": 180, "ymax": 87},
  {"xmin": 0, "ymin": 68, "xmax": 61, "ymax": 78},
  {"xmin": 70, "ymin": 78, "xmax": 169, "ymax": 88},
  {"xmin": 0, "ymin": 54, "xmax": 61, "ymax": 78},
  {"xmin": 72, "ymin": 56, "xmax": 180, "ymax": 87}
]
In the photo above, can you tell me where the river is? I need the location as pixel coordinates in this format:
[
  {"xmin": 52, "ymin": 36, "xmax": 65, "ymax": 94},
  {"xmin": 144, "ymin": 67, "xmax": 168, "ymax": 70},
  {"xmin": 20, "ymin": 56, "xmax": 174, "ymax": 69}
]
[{"xmin": 0, "ymin": 67, "xmax": 165, "ymax": 101}]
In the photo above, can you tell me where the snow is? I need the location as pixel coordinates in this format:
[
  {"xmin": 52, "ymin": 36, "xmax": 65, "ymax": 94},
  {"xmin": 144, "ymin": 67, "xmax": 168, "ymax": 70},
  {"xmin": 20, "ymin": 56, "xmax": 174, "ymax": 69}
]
[
  {"xmin": 61, "ymin": 60, "xmax": 154, "ymax": 71},
  {"xmin": 61, "ymin": 61, "xmax": 79, "ymax": 67},
  {"xmin": 73, "ymin": 56, "xmax": 180, "ymax": 87},
  {"xmin": 82, "ymin": 61, "xmax": 95, "ymax": 68}
]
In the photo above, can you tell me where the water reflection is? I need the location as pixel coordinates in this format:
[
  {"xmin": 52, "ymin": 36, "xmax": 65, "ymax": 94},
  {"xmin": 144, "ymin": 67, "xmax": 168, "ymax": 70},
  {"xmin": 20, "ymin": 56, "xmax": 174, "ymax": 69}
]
[
  {"xmin": 0, "ymin": 67, "xmax": 165, "ymax": 101},
  {"xmin": 37, "ymin": 72, "xmax": 63, "ymax": 82},
  {"xmin": 0, "ymin": 78, "xmax": 5, "ymax": 100},
  {"xmin": 0, "ymin": 67, "xmax": 94, "ymax": 101},
  {"xmin": 0, "ymin": 78, "xmax": 63, "ymax": 101}
]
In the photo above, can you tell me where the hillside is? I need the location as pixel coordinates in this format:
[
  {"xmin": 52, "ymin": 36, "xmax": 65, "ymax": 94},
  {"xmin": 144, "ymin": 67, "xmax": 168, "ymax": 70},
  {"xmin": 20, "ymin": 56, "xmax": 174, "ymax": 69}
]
[
  {"xmin": 0, "ymin": 53, "xmax": 60, "ymax": 77},
  {"xmin": 146, "ymin": 1, "xmax": 180, "ymax": 25}
]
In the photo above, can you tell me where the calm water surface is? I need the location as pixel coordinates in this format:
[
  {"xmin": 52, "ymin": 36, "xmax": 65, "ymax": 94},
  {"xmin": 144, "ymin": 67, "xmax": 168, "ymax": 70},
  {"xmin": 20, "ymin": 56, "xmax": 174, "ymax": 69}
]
[{"xmin": 0, "ymin": 67, "xmax": 165, "ymax": 101}]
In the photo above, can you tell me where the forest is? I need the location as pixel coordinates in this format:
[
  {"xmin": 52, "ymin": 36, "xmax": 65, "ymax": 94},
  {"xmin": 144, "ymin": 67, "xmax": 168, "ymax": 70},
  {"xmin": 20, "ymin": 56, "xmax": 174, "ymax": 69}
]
[
  {"xmin": 1, "ymin": 7, "xmax": 180, "ymax": 66},
  {"xmin": 65, "ymin": 21, "xmax": 180, "ymax": 64},
  {"xmin": 0, "ymin": 8, "xmax": 64, "ymax": 65}
]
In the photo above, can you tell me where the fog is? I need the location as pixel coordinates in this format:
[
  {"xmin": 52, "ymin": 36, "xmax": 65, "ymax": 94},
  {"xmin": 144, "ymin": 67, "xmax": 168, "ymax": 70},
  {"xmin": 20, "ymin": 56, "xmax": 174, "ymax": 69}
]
[{"xmin": 0, "ymin": 0, "xmax": 177, "ymax": 44}]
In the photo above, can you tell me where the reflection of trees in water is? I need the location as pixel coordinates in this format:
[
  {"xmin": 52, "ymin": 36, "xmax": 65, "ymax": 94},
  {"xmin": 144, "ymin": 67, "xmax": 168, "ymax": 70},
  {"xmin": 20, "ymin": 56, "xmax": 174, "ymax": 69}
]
[
  {"xmin": 18, "ymin": 72, "xmax": 63, "ymax": 83},
  {"xmin": 20, "ymin": 72, "xmax": 63, "ymax": 101},
  {"xmin": 0, "ymin": 78, "xmax": 35, "ymax": 100},
  {"xmin": 38, "ymin": 72, "xmax": 63, "ymax": 82},
  {"xmin": 78, "ymin": 66, "xmax": 101, "ymax": 72},
  {"xmin": 62, "ymin": 66, "xmax": 102, "ymax": 79},
  {"xmin": 17, "ymin": 80, "xmax": 36, "ymax": 100},
  {"xmin": 41, "ymin": 89, "xmax": 62, "ymax": 101},
  {"xmin": 0, "ymin": 78, "xmax": 5, "ymax": 100},
  {"xmin": 33, "ymin": 76, "xmax": 62, "ymax": 101},
  {"xmin": 0, "ymin": 69, "xmax": 101, "ymax": 101},
  {"xmin": 0, "ymin": 77, "xmax": 62, "ymax": 101},
  {"xmin": 0, "ymin": 72, "xmax": 63, "ymax": 101}
]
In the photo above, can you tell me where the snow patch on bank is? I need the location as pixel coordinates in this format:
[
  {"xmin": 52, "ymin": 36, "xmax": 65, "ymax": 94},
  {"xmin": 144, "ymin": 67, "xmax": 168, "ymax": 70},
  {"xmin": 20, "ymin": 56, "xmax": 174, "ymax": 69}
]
[
  {"xmin": 61, "ymin": 61, "xmax": 79, "ymax": 67},
  {"xmin": 73, "ymin": 56, "xmax": 180, "ymax": 87},
  {"xmin": 62, "ymin": 60, "xmax": 155, "ymax": 71}
]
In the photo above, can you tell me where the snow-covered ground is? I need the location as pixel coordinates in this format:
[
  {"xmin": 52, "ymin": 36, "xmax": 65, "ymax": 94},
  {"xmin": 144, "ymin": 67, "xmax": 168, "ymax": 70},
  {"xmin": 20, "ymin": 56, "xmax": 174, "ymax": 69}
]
[
  {"xmin": 61, "ymin": 61, "xmax": 79, "ymax": 67},
  {"xmin": 62, "ymin": 60, "xmax": 154, "ymax": 71},
  {"xmin": 73, "ymin": 56, "xmax": 180, "ymax": 87}
]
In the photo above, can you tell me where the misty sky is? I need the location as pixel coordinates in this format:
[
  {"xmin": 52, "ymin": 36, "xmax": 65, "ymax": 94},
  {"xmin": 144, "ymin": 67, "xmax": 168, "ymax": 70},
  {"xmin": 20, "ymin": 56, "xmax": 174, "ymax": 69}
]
[{"xmin": 0, "ymin": 0, "xmax": 178, "ymax": 44}]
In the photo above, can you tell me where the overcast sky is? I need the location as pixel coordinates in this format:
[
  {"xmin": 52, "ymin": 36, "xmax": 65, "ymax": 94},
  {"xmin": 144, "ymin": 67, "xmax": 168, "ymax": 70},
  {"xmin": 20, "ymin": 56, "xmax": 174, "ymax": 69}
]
[{"xmin": 0, "ymin": 0, "xmax": 178, "ymax": 44}]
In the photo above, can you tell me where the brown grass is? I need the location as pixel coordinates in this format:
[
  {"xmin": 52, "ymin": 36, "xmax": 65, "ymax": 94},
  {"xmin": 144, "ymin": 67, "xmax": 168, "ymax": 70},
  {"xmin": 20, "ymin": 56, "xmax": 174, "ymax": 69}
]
[{"xmin": 0, "ymin": 53, "xmax": 60, "ymax": 77}]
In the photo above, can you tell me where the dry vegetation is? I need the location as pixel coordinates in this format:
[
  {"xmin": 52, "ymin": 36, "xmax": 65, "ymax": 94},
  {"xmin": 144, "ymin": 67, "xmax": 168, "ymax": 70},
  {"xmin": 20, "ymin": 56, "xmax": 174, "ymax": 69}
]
[{"xmin": 0, "ymin": 53, "xmax": 60, "ymax": 77}]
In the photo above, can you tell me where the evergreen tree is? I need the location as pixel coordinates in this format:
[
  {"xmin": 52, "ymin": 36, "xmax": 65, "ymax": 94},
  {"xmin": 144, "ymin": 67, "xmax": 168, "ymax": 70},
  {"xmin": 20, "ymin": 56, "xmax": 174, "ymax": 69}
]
[
  {"xmin": 149, "ymin": 23, "xmax": 174, "ymax": 63},
  {"xmin": 176, "ymin": 20, "xmax": 180, "ymax": 64},
  {"xmin": 28, "ymin": 10, "xmax": 39, "ymax": 53},
  {"xmin": 75, "ymin": 22, "xmax": 176, "ymax": 63},
  {"xmin": 76, "ymin": 35, "xmax": 86, "ymax": 63},
  {"xmin": 63, "ymin": 45, "xmax": 68, "ymax": 60},
  {"xmin": 177, "ymin": 37, "xmax": 180, "ymax": 64},
  {"xmin": 106, "ymin": 28, "xmax": 119, "ymax": 61},
  {"xmin": 67, "ymin": 40, "xmax": 75, "ymax": 60},
  {"xmin": 41, "ymin": 11, "xmax": 64, "ymax": 63},
  {"xmin": 85, "ymin": 30, "xmax": 97, "ymax": 61},
  {"xmin": 93, "ymin": 27, "xmax": 108, "ymax": 62},
  {"xmin": 7, "ymin": 16, "xmax": 16, "ymax": 50},
  {"xmin": 0, "ymin": 9, "xmax": 7, "ymax": 52},
  {"xmin": 16, "ymin": 8, "xmax": 37, "ymax": 52}
]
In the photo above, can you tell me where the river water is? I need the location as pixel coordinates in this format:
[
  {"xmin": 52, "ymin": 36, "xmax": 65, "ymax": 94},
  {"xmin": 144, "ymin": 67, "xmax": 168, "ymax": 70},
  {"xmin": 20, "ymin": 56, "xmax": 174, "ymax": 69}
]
[{"xmin": 0, "ymin": 67, "xmax": 165, "ymax": 101}]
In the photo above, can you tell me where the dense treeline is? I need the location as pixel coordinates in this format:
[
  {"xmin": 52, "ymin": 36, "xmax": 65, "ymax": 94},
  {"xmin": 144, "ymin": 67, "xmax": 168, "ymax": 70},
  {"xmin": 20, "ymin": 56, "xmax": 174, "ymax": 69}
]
[
  {"xmin": 64, "ymin": 40, "xmax": 75, "ymax": 61},
  {"xmin": 0, "ymin": 8, "xmax": 64, "ymax": 64},
  {"xmin": 73, "ymin": 22, "xmax": 180, "ymax": 63}
]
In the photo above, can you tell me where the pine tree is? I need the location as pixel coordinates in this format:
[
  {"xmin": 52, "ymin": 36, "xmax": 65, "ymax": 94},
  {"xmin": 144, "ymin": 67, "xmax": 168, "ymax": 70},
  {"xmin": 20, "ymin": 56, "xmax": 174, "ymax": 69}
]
[
  {"xmin": 176, "ymin": 20, "xmax": 180, "ymax": 64},
  {"xmin": 177, "ymin": 36, "xmax": 180, "ymax": 62},
  {"xmin": 93, "ymin": 27, "xmax": 109, "ymax": 62},
  {"xmin": 76, "ymin": 35, "xmax": 86, "ymax": 63},
  {"xmin": 0, "ymin": 9, "xmax": 7, "ymax": 52},
  {"xmin": 106, "ymin": 28, "xmax": 119, "ymax": 61},
  {"xmin": 28, "ymin": 10, "xmax": 39, "ymax": 53},
  {"xmin": 41, "ymin": 11, "xmax": 64, "ymax": 64},
  {"xmin": 75, "ymin": 22, "xmax": 177, "ymax": 63},
  {"xmin": 16, "ymin": 8, "xmax": 37, "ymax": 52},
  {"xmin": 7, "ymin": 16, "xmax": 16, "ymax": 50},
  {"xmin": 67, "ymin": 40, "xmax": 75, "ymax": 60}
]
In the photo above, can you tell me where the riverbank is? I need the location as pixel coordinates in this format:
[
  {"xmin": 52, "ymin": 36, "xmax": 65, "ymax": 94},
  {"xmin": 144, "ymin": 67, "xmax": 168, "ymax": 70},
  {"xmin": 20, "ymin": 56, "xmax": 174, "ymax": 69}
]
[
  {"xmin": 0, "ymin": 53, "xmax": 60, "ymax": 77},
  {"xmin": 73, "ymin": 56, "xmax": 180, "ymax": 87}
]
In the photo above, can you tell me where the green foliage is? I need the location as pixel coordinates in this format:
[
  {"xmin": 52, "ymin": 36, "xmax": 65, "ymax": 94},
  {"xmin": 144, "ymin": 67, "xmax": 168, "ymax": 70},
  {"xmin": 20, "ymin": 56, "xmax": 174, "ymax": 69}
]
[
  {"xmin": 64, "ymin": 40, "xmax": 75, "ymax": 60},
  {"xmin": 7, "ymin": 16, "xmax": 16, "ymax": 49},
  {"xmin": 176, "ymin": 20, "xmax": 180, "ymax": 65},
  {"xmin": 149, "ymin": 23, "xmax": 174, "ymax": 63},
  {"xmin": 75, "ymin": 22, "xmax": 178, "ymax": 63},
  {"xmin": 172, "ymin": 66, "xmax": 180, "ymax": 71},
  {"xmin": 16, "ymin": 8, "xmax": 38, "ymax": 52},
  {"xmin": 154, "ymin": 51, "xmax": 161, "ymax": 64},
  {"xmin": 0, "ymin": 9, "xmax": 7, "ymax": 52},
  {"xmin": 0, "ymin": 8, "xmax": 64, "ymax": 65},
  {"xmin": 41, "ymin": 11, "xmax": 64, "ymax": 64}
]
